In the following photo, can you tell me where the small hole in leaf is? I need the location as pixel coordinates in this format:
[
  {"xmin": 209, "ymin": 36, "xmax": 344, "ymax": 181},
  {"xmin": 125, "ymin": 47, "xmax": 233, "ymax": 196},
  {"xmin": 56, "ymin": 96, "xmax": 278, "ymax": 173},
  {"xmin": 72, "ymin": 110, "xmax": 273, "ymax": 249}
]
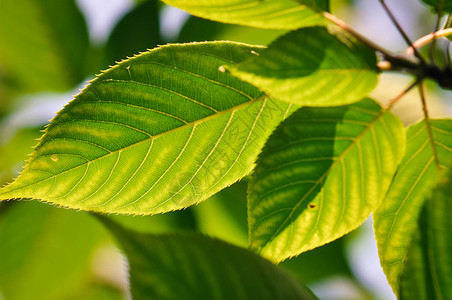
[
  {"xmin": 50, "ymin": 154, "xmax": 58, "ymax": 162},
  {"xmin": 308, "ymin": 204, "xmax": 317, "ymax": 209},
  {"xmin": 218, "ymin": 66, "xmax": 226, "ymax": 73}
]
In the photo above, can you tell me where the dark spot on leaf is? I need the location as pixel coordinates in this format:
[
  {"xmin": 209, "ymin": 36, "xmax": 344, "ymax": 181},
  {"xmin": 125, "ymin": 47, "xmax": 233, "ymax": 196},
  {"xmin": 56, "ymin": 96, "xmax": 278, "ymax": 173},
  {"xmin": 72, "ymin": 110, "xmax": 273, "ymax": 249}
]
[{"xmin": 308, "ymin": 204, "xmax": 317, "ymax": 209}]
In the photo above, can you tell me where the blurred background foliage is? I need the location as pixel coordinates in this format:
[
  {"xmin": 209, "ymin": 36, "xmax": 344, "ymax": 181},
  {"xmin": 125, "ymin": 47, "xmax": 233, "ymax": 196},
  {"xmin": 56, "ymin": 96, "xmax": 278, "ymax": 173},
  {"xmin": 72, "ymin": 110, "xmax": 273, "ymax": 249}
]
[{"xmin": 0, "ymin": 0, "xmax": 451, "ymax": 299}]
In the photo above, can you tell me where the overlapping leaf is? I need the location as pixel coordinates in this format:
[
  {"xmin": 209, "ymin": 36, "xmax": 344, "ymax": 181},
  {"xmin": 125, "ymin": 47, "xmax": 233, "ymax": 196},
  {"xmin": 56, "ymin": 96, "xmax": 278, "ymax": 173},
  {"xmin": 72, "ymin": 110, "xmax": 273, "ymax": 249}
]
[
  {"xmin": 161, "ymin": 0, "xmax": 328, "ymax": 30},
  {"xmin": 400, "ymin": 166, "xmax": 452, "ymax": 299},
  {"xmin": 228, "ymin": 26, "xmax": 378, "ymax": 107},
  {"xmin": 100, "ymin": 217, "xmax": 318, "ymax": 300},
  {"xmin": 0, "ymin": 42, "xmax": 293, "ymax": 215},
  {"xmin": 373, "ymin": 119, "xmax": 452, "ymax": 297},
  {"xmin": 248, "ymin": 98, "xmax": 405, "ymax": 262},
  {"xmin": 0, "ymin": 0, "xmax": 89, "ymax": 93}
]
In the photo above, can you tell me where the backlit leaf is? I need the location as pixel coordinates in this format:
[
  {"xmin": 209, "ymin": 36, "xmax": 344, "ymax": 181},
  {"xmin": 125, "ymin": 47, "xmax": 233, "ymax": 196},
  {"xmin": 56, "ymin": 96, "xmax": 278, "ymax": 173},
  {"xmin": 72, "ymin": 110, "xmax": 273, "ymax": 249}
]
[
  {"xmin": 100, "ymin": 217, "xmax": 318, "ymax": 300},
  {"xmin": 0, "ymin": 42, "xmax": 293, "ymax": 215},
  {"xmin": 161, "ymin": 0, "xmax": 328, "ymax": 30},
  {"xmin": 228, "ymin": 26, "xmax": 378, "ymax": 106},
  {"xmin": 248, "ymin": 98, "xmax": 404, "ymax": 262},
  {"xmin": 373, "ymin": 119, "xmax": 452, "ymax": 297},
  {"xmin": 400, "ymin": 166, "xmax": 452, "ymax": 299}
]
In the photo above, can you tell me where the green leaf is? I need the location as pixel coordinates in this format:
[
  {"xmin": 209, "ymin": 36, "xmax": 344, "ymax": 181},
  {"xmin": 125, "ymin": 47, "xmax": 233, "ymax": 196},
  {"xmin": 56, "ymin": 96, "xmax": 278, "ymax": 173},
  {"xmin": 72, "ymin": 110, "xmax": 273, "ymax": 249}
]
[
  {"xmin": 104, "ymin": 0, "xmax": 162, "ymax": 66},
  {"xmin": 421, "ymin": 0, "xmax": 452, "ymax": 13},
  {"xmin": 228, "ymin": 26, "xmax": 379, "ymax": 107},
  {"xmin": 373, "ymin": 119, "xmax": 452, "ymax": 297},
  {"xmin": 109, "ymin": 207, "xmax": 197, "ymax": 234},
  {"xmin": 248, "ymin": 98, "xmax": 405, "ymax": 262},
  {"xmin": 400, "ymin": 166, "xmax": 452, "ymax": 300},
  {"xmin": 193, "ymin": 180, "xmax": 249, "ymax": 247},
  {"xmin": 100, "ymin": 217, "xmax": 318, "ymax": 300},
  {"xmin": 0, "ymin": 201, "xmax": 111, "ymax": 300},
  {"xmin": 177, "ymin": 15, "xmax": 285, "ymax": 46},
  {"xmin": 0, "ymin": 127, "xmax": 42, "ymax": 185},
  {"xmin": 280, "ymin": 236, "xmax": 354, "ymax": 284},
  {"xmin": 0, "ymin": 42, "xmax": 293, "ymax": 215},
  {"xmin": 161, "ymin": 0, "xmax": 328, "ymax": 30},
  {"xmin": 0, "ymin": 0, "xmax": 90, "ymax": 93}
]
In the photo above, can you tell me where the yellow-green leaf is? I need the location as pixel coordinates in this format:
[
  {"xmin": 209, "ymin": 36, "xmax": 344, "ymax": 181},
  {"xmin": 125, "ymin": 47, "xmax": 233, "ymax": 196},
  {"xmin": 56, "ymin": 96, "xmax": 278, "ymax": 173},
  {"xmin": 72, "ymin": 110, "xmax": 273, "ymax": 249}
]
[
  {"xmin": 373, "ymin": 119, "xmax": 452, "ymax": 297},
  {"xmin": 228, "ymin": 26, "xmax": 379, "ymax": 106},
  {"xmin": 248, "ymin": 98, "xmax": 405, "ymax": 262},
  {"xmin": 0, "ymin": 42, "xmax": 292, "ymax": 215},
  {"xmin": 161, "ymin": 0, "xmax": 328, "ymax": 30}
]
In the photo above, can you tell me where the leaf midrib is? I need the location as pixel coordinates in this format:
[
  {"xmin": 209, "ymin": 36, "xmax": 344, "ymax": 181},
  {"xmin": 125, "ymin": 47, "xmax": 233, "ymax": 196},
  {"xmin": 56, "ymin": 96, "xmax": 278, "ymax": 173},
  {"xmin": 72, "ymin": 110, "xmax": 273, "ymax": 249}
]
[{"xmin": 1, "ymin": 94, "xmax": 267, "ymax": 195}]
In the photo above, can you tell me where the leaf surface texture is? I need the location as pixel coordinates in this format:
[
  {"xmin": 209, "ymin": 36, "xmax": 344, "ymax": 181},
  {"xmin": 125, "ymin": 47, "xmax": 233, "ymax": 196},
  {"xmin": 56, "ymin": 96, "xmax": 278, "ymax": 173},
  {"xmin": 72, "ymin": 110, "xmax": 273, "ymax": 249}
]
[
  {"xmin": 400, "ymin": 166, "xmax": 452, "ymax": 299},
  {"xmin": 0, "ymin": 42, "xmax": 292, "ymax": 215},
  {"xmin": 248, "ymin": 99, "xmax": 405, "ymax": 262},
  {"xmin": 161, "ymin": 0, "xmax": 328, "ymax": 29},
  {"xmin": 228, "ymin": 27, "xmax": 378, "ymax": 106},
  {"xmin": 373, "ymin": 119, "xmax": 452, "ymax": 296}
]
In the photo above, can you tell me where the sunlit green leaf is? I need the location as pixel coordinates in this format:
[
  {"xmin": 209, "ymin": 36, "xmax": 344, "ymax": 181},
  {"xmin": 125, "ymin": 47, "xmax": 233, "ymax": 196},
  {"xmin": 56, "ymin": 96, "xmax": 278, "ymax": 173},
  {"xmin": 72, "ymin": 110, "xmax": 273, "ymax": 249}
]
[
  {"xmin": 228, "ymin": 26, "xmax": 378, "ymax": 106},
  {"xmin": 421, "ymin": 0, "xmax": 452, "ymax": 13},
  {"xmin": 373, "ymin": 119, "xmax": 452, "ymax": 297},
  {"xmin": 0, "ymin": 0, "xmax": 90, "ymax": 93},
  {"xmin": 400, "ymin": 166, "xmax": 452, "ymax": 299},
  {"xmin": 248, "ymin": 98, "xmax": 405, "ymax": 262},
  {"xmin": 100, "ymin": 217, "xmax": 318, "ymax": 300},
  {"xmin": 0, "ymin": 201, "xmax": 111, "ymax": 300},
  {"xmin": 0, "ymin": 42, "xmax": 293, "ymax": 215},
  {"xmin": 161, "ymin": 0, "xmax": 328, "ymax": 30},
  {"xmin": 104, "ymin": 0, "xmax": 162, "ymax": 66}
]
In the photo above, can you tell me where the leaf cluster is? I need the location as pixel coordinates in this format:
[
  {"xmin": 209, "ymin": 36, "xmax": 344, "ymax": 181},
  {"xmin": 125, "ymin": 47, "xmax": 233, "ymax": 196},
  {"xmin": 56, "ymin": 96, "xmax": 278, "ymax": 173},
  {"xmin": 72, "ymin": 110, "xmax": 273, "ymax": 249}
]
[{"xmin": 1, "ymin": 0, "xmax": 452, "ymax": 299}]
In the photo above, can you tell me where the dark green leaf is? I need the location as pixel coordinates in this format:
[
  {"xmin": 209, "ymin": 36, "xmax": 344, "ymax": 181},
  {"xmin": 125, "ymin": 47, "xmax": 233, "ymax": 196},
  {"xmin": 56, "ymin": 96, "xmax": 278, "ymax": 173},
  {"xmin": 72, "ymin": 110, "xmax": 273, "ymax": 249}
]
[
  {"xmin": 248, "ymin": 98, "xmax": 405, "ymax": 262},
  {"xmin": 421, "ymin": 0, "xmax": 452, "ymax": 13},
  {"xmin": 280, "ymin": 236, "xmax": 354, "ymax": 283},
  {"xmin": 374, "ymin": 119, "xmax": 452, "ymax": 297},
  {"xmin": 228, "ymin": 26, "xmax": 378, "ymax": 106},
  {"xmin": 0, "ymin": 42, "xmax": 293, "ymax": 215},
  {"xmin": 100, "ymin": 217, "xmax": 318, "ymax": 300},
  {"xmin": 104, "ymin": 0, "xmax": 162, "ymax": 66}
]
